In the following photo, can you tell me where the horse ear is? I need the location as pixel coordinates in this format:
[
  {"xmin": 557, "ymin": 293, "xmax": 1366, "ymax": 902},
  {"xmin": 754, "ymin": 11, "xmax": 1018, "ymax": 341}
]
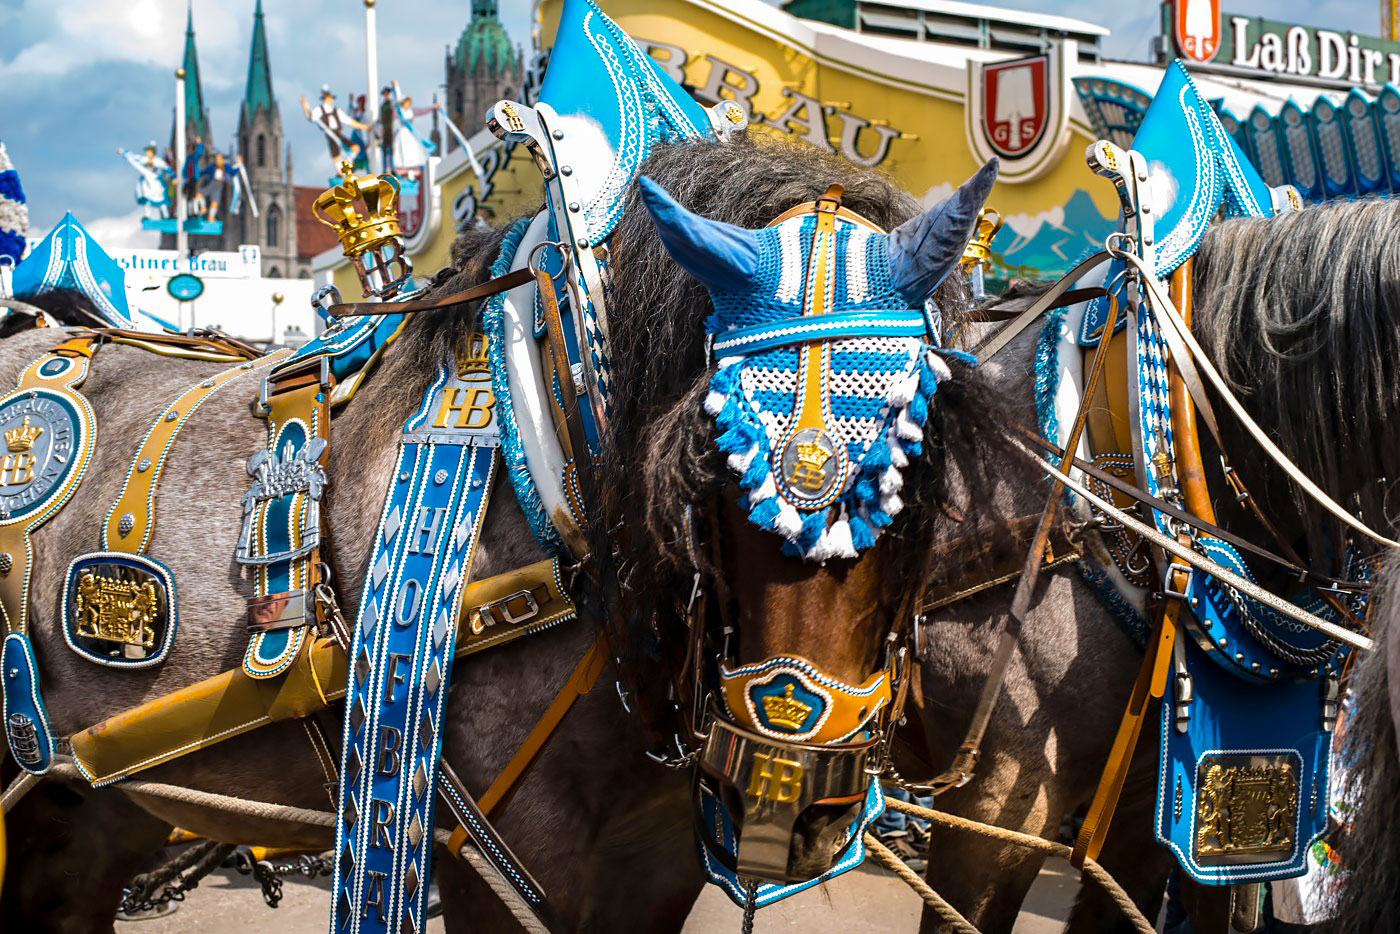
[
  {"xmin": 886, "ymin": 159, "xmax": 998, "ymax": 304},
  {"xmin": 638, "ymin": 176, "xmax": 761, "ymax": 292}
]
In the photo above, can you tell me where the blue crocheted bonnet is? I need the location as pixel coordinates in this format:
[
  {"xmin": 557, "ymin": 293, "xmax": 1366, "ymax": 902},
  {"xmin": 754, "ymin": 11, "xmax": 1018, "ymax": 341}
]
[{"xmin": 640, "ymin": 162, "xmax": 997, "ymax": 560}]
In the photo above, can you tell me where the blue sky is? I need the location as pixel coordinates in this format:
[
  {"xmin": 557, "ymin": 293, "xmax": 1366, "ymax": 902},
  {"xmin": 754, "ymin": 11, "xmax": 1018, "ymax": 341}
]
[{"xmin": 0, "ymin": 0, "xmax": 1385, "ymax": 247}]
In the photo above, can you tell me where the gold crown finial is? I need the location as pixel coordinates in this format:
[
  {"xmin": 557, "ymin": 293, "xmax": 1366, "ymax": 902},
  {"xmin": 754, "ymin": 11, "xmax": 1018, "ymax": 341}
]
[
  {"xmin": 313, "ymin": 164, "xmax": 404, "ymax": 260},
  {"xmin": 5, "ymin": 416, "xmax": 42, "ymax": 453},
  {"xmin": 959, "ymin": 207, "xmax": 1003, "ymax": 271},
  {"xmin": 762, "ymin": 684, "xmax": 814, "ymax": 732},
  {"xmin": 456, "ymin": 332, "xmax": 491, "ymax": 377}
]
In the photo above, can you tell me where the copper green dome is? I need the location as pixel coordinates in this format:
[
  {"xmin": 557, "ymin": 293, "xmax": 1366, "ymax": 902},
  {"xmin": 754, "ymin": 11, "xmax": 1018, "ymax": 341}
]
[{"xmin": 454, "ymin": 0, "xmax": 517, "ymax": 77}]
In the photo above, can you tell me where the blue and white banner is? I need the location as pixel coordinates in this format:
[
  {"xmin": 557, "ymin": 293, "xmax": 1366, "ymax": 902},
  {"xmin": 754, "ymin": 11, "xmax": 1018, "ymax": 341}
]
[{"xmin": 331, "ymin": 340, "xmax": 499, "ymax": 934}]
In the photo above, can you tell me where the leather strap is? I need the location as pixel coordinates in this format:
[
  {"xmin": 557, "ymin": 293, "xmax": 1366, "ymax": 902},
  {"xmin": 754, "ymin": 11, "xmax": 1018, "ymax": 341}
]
[
  {"xmin": 0, "ymin": 337, "xmax": 99, "ymax": 634},
  {"xmin": 1118, "ymin": 249, "xmax": 1399, "ymax": 549},
  {"xmin": 104, "ymin": 350, "xmax": 293, "ymax": 553},
  {"xmin": 973, "ymin": 251, "xmax": 1111, "ymax": 359},
  {"xmin": 926, "ymin": 293, "xmax": 1123, "ymax": 792},
  {"xmin": 326, "ymin": 267, "xmax": 535, "ymax": 318},
  {"xmin": 962, "ymin": 287, "xmax": 1107, "ymax": 322},
  {"xmin": 1013, "ymin": 438, "xmax": 1373, "ymax": 651},
  {"xmin": 437, "ymin": 761, "xmax": 569, "ymax": 934},
  {"xmin": 1017, "ymin": 429, "xmax": 1359, "ymax": 590},
  {"xmin": 536, "ymin": 262, "xmax": 590, "ymax": 467},
  {"xmin": 82, "ymin": 328, "xmax": 263, "ymax": 362},
  {"xmin": 1071, "ymin": 600, "xmax": 1180, "ymax": 866},
  {"xmin": 473, "ymin": 626, "xmax": 610, "ymax": 818},
  {"xmin": 242, "ymin": 370, "xmax": 330, "ymax": 670},
  {"xmin": 71, "ymin": 633, "xmax": 348, "ymax": 785}
]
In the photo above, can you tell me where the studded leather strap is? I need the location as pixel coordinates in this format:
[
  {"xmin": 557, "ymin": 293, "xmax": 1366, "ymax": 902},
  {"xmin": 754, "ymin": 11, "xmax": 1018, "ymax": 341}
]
[{"xmin": 103, "ymin": 349, "xmax": 292, "ymax": 554}]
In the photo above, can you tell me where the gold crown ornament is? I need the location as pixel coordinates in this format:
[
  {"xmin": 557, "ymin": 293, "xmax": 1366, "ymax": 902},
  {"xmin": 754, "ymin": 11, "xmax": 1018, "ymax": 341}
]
[
  {"xmin": 456, "ymin": 332, "xmax": 492, "ymax": 378},
  {"xmin": 5, "ymin": 416, "xmax": 42, "ymax": 452},
  {"xmin": 788, "ymin": 440, "xmax": 833, "ymax": 492},
  {"xmin": 762, "ymin": 684, "xmax": 814, "ymax": 732},
  {"xmin": 959, "ymin": 206, "xmax": 1003, "ymax": 272},
  {"xmin": 313, "ymin": 162, "xmax": 413, "ymax": 298}
]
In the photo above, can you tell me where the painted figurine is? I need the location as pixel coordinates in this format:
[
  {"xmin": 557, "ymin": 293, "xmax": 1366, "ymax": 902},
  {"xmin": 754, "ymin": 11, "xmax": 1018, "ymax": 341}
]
[
  {"xmin": 389, "ymin": 81, "xmax": 440, "ymax": 170},
  {"xmin": 302, "ymin": 86, "xmax": 370, "ymax": 172},
  {"xmin": 117, "ymin": 143, "xmax": 173, "ymax": 220}
]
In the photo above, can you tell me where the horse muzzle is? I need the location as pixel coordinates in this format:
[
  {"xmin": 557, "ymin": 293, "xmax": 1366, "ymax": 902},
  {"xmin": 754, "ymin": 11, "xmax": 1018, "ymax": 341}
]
[
  {"xmin": 697, "ymin": 717, "xmax": 876, "ymax": 882},
  {"xmin": 693, "ymin": 655, "xmax": 892, "ymax": 883}
]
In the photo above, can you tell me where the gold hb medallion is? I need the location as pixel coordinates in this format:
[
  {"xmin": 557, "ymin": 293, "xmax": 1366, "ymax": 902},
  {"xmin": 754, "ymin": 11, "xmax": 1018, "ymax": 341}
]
[
  {"xmin": 779, "ymin": 427, "xmax": 844, "ymax": 504},
  {"xmin": 1193, "ymin": 754, "xmax": 1299, "ymax": 864}
]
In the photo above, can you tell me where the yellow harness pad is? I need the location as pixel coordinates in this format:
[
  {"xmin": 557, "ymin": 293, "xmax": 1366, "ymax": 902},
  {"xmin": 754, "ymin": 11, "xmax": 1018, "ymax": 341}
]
[
  {"xmin": 103, "ymin": 350, "xmax": 292, "ymax": 554},
  {"xmin": 0, "ymin": 338, "xmax": 98, "ymax": 634},
  {"xmin": 69, "ymin": 558, "xmax": 576, "ymax": 785}
]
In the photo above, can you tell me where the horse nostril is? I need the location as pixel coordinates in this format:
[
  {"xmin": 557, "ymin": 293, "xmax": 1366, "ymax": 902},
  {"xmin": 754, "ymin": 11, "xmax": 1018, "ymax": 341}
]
[{"xmin": 859, "ymin": 706, "xmax": 867, "ymax": 719}]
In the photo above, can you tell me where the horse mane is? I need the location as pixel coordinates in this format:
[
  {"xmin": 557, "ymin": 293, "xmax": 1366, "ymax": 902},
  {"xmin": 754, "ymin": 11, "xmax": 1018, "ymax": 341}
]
[
  {"xmin": 13, "ymin": 287, "xmax": 107, "ymax": 329},
  {"xmin": 1320, "ymin": 552, "xmax": 1400, "ymax": 931},
  {"xmin": 1192, "ymin": 199, "xmax": 1400, "ymax": 568}
]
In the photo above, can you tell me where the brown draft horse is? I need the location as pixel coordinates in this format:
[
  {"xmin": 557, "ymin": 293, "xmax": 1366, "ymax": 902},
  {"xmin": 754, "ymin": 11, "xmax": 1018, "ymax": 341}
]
[{"xmin": 0, "ymin": 136, "xmax": 1010, "ymax": 932}]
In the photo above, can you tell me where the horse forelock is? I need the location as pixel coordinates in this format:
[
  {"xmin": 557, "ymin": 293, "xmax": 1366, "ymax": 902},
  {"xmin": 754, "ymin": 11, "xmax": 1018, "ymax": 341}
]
[{"xmin": 1193, "ymin": 198, "xmax": 1400, "ymax": 569}]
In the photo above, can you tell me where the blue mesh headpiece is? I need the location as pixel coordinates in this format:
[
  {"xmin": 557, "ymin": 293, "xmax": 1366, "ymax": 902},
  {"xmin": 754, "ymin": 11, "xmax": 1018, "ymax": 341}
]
[{"xmin": 641, "ymin": 163, "xmax": 996, "ymax": 561}]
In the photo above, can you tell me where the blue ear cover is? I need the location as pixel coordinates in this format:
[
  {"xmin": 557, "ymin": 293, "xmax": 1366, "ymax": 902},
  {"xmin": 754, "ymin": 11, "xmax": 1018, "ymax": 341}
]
[
  {"xmin": 886, "ymin": 158, "xmax": 998, "ymax": 304},
  {"xmin": 638, "ymin": 176, "xmax": 762, "ymax": 293}
]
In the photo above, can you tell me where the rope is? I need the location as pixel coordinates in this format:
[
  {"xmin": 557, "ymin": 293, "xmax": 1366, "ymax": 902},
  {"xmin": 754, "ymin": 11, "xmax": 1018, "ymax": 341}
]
[
  {"xmin": 880, "ymin": 797, "xmax": 1155, "ymax": 934},
  {"xmin": 1, "ymin": 770, "xmax": 37, "ymax": 814},
  {"xmin": 863, "ymin": 833, "xmax": 979, "ymax": 933},
  {"xmin": 34, "ymin": 760, "xmax": 549, "ymax": 933}
]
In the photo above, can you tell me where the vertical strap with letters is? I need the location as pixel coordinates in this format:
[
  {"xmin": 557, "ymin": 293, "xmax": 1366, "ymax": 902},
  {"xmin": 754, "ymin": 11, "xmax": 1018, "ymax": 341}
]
[{"xmin": 331, "ymin": 333, "xmax": 499, "ymax": 934}]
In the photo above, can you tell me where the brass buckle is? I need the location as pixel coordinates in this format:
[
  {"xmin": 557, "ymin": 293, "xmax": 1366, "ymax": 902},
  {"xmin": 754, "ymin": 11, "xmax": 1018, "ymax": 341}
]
[{"xmin": 258, "ymin": 355, "xmax": 332, "ymax": 414}]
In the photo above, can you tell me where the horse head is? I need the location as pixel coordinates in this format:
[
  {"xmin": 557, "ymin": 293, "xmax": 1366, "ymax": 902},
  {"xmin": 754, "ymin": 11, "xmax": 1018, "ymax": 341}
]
[{"xmin": 608, "ymin": 152, "xmax": 996, "ymax": 888}]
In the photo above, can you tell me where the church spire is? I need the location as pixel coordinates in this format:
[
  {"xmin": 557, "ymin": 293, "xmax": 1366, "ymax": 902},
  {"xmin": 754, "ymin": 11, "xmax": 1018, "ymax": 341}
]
[
  {"xmin": 179, "ymin": 3, "xmax": 210, "ymax": 141},
  {"xmin": 243, "ymin": 0, "xmax": 276, "ymax": 119}
]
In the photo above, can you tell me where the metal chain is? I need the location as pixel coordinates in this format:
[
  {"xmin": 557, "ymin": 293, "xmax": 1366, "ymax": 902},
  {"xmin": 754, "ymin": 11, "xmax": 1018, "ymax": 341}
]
[
  {"xmin": 118, "ymin": 841, "xmax": 235, "ymax": 916},
  {"xmin": 313, "ymin": 561, "xmax": 351, "ymax": 649},
  {"xmin": 740, "ymin": 878, "xmax": 759, "ymax": 934},
  {"xmin": 231, "ymin": 849, "xmax": 335, "ymax": 909}
]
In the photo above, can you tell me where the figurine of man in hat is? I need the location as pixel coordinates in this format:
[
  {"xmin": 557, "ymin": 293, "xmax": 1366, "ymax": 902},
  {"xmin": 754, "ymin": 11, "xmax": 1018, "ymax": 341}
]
[
  {"xmin": 302, "ymin": 85, "xmax": 370, "ymax": 172},
  {"xmin": 117, "ymin": 142, "xmax": 173, "ymax": 220}
]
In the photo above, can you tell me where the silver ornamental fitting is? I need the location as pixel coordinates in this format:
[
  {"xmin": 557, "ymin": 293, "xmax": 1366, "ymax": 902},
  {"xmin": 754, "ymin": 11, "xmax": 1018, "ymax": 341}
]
[{"xmin": 698, "ymin": 717, "xmax": 873, "ymax": 883}]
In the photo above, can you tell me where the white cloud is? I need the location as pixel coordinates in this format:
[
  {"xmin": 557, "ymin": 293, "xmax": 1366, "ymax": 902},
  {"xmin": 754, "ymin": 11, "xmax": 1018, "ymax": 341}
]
[
  {"xmin": 1002, "ymin": 205, "xmax": 1065, "ymax": 240},
  {"xmin": 74, "ymin": 209, "xmax": 160, "ymax": 250},
  {"xmin": 0, "ymin": 0, "xmax": 243, "ymax": 79},
  {"xmin": 918, "ymin": 182, "xmax": 953, "ymax": 207}
]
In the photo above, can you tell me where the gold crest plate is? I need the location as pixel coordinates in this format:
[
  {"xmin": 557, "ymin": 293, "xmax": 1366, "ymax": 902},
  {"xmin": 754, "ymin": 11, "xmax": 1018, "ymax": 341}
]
[
  {"xmin": 62, "ymin": 553, "xmax": 177, "ymax": 668},
  {"xmin": 1193, "ymin": 753, "xmax": 1300, "ymax": 866}
]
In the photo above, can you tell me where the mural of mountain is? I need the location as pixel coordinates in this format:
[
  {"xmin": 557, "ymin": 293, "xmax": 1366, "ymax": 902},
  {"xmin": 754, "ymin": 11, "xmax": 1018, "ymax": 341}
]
[{"xmin": 990, "ymin": 188, "xmax": 1116, "ymax": 280}]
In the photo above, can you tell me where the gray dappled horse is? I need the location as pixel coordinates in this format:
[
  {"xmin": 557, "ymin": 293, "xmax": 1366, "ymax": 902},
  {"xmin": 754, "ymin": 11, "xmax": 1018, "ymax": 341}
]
[{"xmin": 0, "ymin": 137, "xmax": 1008, "ymax": 932}]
